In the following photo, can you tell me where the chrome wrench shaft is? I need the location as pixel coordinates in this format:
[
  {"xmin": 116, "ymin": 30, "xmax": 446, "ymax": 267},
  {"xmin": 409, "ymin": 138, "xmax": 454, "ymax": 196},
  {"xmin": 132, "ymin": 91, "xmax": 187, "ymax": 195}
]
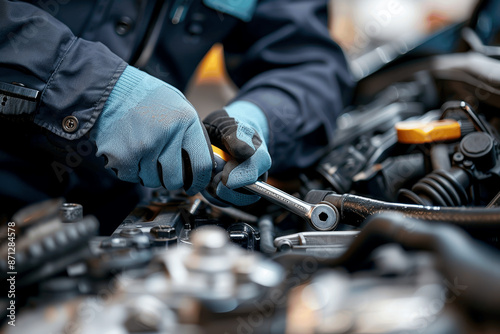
[
  {"xmin": 210, "ymin": 145, "xmax": 338, "ymax": 230},
  {"xmin": 244, "ymin": 181, "xmax": 338, "ymax": 231}
]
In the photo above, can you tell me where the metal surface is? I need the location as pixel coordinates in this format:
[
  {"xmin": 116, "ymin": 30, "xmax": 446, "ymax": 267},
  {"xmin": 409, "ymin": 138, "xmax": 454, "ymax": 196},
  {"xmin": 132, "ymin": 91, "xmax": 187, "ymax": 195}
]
[
  {"xmin": 274, "ymin": 231, "xmax": 358, "ymax": 257},
  {"xmin": 210, "ymin": 145, "xmax": 338, "ymax": 230},
  {"xmin": 0, "ymin": 198, "xmax": 99, "ymax": 287},
  {"xmin": 244, "ymin": 181, "xmax": 339, "ymax": 231},
  {"xmin": 150, "ymin": 225, "xmax": 176, "ymax": 238},
  {"xmin": 274, "ymin": 231, "xmax": 358, "ymax": 249},
  {"xmin": 288, "ymin": 265, "xmax": 446, "ymax": 334},
  {"xmin": 59, "ymin": 203, "xmax": 83, "ymax": 222},
  {"xmin": 7, "ymin": 9, "xmax": 500, "ymax": 332},
  {"xmin": 129, "ymin": 225, "xmax": 284, "ymax": 304}
]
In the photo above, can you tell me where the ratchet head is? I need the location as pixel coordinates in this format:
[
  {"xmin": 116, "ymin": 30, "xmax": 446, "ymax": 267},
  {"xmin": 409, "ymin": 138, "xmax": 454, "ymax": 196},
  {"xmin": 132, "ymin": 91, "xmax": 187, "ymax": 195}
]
[{"xmin": 308, "ymin": 203, "xmax": 339, "ymax": 231}]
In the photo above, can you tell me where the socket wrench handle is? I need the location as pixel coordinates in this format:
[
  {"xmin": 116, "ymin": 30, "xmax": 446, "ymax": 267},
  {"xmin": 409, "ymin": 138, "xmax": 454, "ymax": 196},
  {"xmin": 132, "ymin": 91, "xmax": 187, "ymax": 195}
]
[
  {"xmin": 245, "ymin": 182, "xmax": 312, "ymax": 217},
  {"xmin": 211, "ymin": 145, "xmax": 338, "ymax": 230},
  {"xmin": 244, "ymin": 182, "xmax": 338, "ymax": 231}
]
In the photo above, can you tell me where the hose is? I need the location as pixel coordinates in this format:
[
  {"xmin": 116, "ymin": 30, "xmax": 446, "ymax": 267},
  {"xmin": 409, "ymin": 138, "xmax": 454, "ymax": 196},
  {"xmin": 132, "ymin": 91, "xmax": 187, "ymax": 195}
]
[
  {"xmin": 397, "ymin": 168, "xmax": 470, "ymax": 206},
  {"xmin": 325, "ymin": 193, "xmax": 500, "ymax": 233},
  {"xmin": 258, "ymin": 215, "xmax": 277, "ymax": 254},
  {"xmin": 343, "ymin": 213, "xmax": 500, "ymax": 317}
]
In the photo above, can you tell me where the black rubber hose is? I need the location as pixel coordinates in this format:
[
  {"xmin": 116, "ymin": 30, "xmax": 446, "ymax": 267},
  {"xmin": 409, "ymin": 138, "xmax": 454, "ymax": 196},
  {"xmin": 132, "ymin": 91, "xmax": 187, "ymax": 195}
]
[
  {"xmin": 341, "ymin": 213, "xmax": 500, "ymax": 317},
  {"xmin": 274, "ymin": 212, "xmax": 500, "ymax": 318},
  {"xmin": 258, "ymin": 215, "xmax": 277, "ymax": 254},
  {"xmin": 325, "ymin": 193, "xmax": 500, "ymax": 233},
  {"xmin": 430, "ymin": 144, "xmax": 451, "ymax": 171}
]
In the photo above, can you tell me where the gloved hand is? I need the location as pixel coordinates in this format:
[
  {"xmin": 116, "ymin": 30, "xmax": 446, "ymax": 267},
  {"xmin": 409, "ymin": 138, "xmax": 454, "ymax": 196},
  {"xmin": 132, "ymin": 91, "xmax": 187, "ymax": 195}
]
[
  {"xmin": 203, "ymin": 101, "xmax": 272, "ymax": 206},
  {"xmin": 90, "ymin": 65, "xmax": 213, "ymax": 195}
]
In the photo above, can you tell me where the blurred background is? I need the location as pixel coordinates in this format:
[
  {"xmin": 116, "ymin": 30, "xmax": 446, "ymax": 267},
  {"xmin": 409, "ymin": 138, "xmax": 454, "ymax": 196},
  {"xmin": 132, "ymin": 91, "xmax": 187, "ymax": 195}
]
[
  {"xmin": 187, "ymin": 0, "xmax": 478, "ymax": 117},
  {"xmin": 330, "ymin": 0, "xmax": 477, "ymax": 58}
]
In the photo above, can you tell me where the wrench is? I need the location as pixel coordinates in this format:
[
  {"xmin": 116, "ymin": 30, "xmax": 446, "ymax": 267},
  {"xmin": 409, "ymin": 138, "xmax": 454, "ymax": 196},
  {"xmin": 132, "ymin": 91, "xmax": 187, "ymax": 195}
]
[
  {"xmin": 245, "ymin": 181, "xmax": 338, "ymax": 230},
  {"xmin": 211, "ymin": 146, "xmax": 339, "ymax": 231}
]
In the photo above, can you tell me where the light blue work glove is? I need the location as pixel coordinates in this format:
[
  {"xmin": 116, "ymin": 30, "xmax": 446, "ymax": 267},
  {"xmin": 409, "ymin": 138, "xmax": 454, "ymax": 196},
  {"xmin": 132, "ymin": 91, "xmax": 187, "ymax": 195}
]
[
  {"xmin": 91, "ymin": 66, "xmax": 213, "ymax": 195},
  {"xmin": 203, "ymin": 101, "xmax": 272, "ymax": 206}
]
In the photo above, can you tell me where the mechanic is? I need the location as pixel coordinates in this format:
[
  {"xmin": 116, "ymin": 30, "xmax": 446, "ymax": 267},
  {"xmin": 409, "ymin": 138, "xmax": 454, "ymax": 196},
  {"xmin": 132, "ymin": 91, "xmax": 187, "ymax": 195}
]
[{"xmin": 0, "ymin": 0, "xmax": 352, "ymax": 233}]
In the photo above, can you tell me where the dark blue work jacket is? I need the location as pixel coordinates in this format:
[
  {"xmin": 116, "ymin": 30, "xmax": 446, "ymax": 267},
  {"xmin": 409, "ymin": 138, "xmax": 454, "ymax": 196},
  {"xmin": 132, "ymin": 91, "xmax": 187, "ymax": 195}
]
[{"xmin": 0, "ymin": 0, "xmax": 353, "ymax": 173}]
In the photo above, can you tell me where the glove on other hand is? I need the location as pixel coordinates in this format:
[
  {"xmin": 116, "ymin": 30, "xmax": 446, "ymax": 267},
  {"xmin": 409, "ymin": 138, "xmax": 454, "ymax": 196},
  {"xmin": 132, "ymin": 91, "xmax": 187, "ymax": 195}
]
[{"xmin": 203, "ymin": 101, "xmax": 271, "ymax": 206}]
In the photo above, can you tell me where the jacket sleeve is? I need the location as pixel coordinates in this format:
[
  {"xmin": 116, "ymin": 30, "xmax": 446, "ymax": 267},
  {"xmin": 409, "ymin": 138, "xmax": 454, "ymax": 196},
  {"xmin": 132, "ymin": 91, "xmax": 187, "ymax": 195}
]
[
  {"xmin": 0, "ymin": 0, "xmax": 126, "ymax": 140},
  {"xmin": 222, "ymin": 0, "xmax": 354, "ymax": 173}
]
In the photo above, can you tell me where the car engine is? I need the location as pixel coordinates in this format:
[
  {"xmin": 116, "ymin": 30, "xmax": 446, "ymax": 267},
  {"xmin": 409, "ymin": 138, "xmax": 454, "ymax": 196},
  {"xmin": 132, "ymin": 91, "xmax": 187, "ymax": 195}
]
[{"xmin": 2, "ymin": 5, "xmax": 500, "ymax": 333}]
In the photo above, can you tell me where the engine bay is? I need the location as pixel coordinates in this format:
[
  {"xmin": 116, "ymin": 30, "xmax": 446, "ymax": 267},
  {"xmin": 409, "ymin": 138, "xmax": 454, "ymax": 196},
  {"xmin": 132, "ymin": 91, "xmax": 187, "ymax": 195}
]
[{"xmin": 3, "ymin": 14, "xmax": 500, "ymax": 334}]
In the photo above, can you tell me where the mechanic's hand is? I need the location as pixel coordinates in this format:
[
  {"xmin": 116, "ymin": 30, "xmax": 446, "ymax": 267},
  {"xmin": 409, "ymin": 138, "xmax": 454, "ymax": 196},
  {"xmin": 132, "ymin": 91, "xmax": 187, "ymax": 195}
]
[
  {"xmin": 90, "ymin": 66, "xmax": 213, "ymax": 195},
  {"xmin": 203, "ymin": 101, "xmax": 272, "ymax": 206}
]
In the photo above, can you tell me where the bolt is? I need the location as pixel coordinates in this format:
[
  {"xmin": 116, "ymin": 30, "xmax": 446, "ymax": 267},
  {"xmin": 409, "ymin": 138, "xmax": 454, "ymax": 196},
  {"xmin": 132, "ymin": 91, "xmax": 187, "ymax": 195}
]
[
  {"xmin": 453, "ymin": 152, "xmax": 464, "ymax": 163},
  {"xmin": 277, "ymin": 239, "xmax": 293, "ymax": 252},
  {"xmin": 59, "ymin": 203, "xmax": 83, "ymax": 222},
  {"xmin": 150, "ymin": 225, "xmax": 176, "ymax": 239},
  {"xmin": 100, "ymin": 237, "xmax": 129, "ymax": 249},
  {"xmin": 191, "ymin": 226, "xmax": 227, "ymax": 255},
  {"xmin": 120, "ymin": 227, "xmax": 142, "ymax": 238}
]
